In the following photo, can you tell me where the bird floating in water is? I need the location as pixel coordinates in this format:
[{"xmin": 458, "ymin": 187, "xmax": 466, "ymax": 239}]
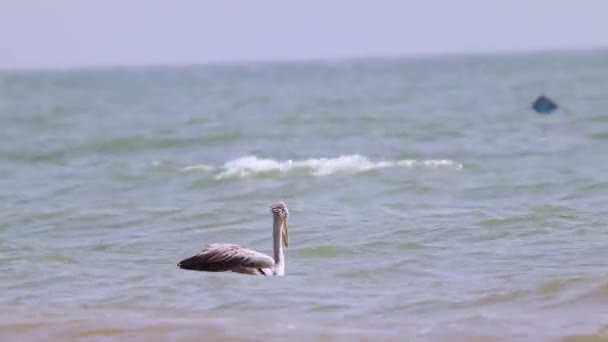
[
  {"xmin": 531, "ymin": 94, "xmax": 558, "ymax": 114},
  {"xmin": 177, "ymin": 201, "xmax": 290, "ymax": 276}
]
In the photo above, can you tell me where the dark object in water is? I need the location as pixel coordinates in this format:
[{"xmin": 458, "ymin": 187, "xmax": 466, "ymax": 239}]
[{"xmin": 532, "ymin": 95, "xmax": 558, "ymax": 114}]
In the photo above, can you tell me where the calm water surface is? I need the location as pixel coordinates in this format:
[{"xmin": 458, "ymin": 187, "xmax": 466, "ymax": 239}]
[{"xmin": 2, "ymin": 50, "xmax": 608, "ymax": 341}]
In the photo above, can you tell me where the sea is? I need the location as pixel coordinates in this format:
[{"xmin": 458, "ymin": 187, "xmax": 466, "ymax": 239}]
[{"xmin": 1, "ymin": 49, "xmax": 608, "ymax": 342}]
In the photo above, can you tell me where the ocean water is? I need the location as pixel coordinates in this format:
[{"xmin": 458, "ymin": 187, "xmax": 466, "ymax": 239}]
[{"xmin": 2, "ymin": 49, "xmax": 608, "ymax": 341}]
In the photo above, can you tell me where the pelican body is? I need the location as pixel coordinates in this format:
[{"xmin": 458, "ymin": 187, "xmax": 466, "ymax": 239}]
[{"xmin": 177, "ymin": 202, "xmax": 289, "ymax": 276}]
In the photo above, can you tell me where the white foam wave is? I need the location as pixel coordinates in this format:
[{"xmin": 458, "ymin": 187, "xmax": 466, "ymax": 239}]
[
  {"xmin": 181, "ymin": 164, "xmax": 215, "ymax": 172},
  {"xmin": 183, "ymin": 154, "xmax": 462, "ymax": 178}
]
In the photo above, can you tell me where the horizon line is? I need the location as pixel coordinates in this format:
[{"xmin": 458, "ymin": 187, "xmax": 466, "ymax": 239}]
[{"xmin": 2, "ymin": 44, "xmax": 607, "ymax": 74}]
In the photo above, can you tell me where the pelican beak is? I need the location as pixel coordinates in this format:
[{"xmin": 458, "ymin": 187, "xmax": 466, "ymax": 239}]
[{"xmin": 282, "ymin": 220, "xmax": 289, "ymax": 248}]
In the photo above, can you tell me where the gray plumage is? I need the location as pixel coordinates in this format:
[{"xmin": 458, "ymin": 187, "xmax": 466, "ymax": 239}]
[{"xmin": 177, "ymin": 243, "xmax": 275, "ymax": 274}]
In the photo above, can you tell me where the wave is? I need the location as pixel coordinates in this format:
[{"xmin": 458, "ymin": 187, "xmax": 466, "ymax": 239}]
[{"xmin": 182, "ymin": 154, "xmax": 463, "ymax": 179}]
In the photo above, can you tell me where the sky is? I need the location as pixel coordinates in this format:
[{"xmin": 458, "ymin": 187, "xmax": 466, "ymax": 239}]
[{"xmin": 1, "ymin": 0, "xmax": 608, "ymax": 70}]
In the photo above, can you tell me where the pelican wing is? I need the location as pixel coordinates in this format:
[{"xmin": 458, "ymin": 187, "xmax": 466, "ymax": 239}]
[{"xmin": 177, "ymin": 243, "xmax": 275, "ymax": 272}]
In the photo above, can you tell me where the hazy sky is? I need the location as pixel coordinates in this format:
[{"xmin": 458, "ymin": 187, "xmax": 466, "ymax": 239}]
[{"xmin": 2, "ymin": 0, "xmax": 608, "ymax": 69}]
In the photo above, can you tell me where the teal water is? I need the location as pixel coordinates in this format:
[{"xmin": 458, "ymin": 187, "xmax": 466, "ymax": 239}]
[{"xmin": 2, "ymin": 49, "xmax": 608, "ymax": 341}]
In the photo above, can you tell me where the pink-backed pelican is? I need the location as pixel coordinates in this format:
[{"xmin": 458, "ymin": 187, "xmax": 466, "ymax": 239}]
[{"xmin": 177, "ymin": 202, "xmax": 289, "ymax": 276}]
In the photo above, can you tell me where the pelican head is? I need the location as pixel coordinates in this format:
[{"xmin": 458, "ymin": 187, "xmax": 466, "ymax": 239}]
[{"xmin": 271, "ymin": 201, "xmax": 289, "ymax": 248}]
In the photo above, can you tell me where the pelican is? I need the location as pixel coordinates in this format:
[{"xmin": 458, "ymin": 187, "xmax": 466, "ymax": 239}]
[{"xmin": 177, "ymin": 201, "xmax": 289, "ymax": 276}]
